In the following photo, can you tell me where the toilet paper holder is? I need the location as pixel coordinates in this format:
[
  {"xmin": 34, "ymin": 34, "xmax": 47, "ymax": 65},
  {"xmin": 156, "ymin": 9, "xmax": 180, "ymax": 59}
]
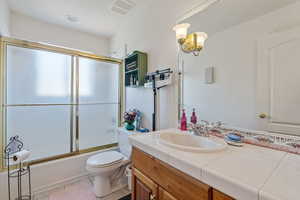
[{"xmin": 4, "ymin": 135, "xmax": 32, "ymax": 200}]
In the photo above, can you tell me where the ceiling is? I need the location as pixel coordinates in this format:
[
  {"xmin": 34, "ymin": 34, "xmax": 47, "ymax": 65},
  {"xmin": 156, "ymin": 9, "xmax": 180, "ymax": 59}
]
[
  {"xmin": 8, "ymin": 0, "xmax": 150, "ymax": 38},
  {"xmin": 181, "ymin": 0, "xmax": 300, "ymax": 36},
  {"xmin": 8, "ymin": 0, "xmax": 300, "ymax": 38}
]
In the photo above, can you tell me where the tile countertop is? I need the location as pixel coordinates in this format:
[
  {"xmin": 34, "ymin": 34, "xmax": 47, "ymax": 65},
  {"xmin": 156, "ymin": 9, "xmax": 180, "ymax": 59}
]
[{"xmin": 128, "ymin": 129, "xmax": 300, "ymax": 200}]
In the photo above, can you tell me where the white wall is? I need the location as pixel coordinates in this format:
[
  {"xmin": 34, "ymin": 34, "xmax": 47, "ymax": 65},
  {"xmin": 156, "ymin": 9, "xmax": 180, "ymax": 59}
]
[
  {"xmin": 110, "ymin": 0, "xmax": 201, "ymax": 129},
  {"xmin": 10, "ymin": 12, "xmax": 110, "ymax": 56},
  {"xmin": 183, "ymin": 1, "xmax": 300, "ymax": 130},
  {"xmin": 0, "ymin": 0, "xmax": 10, "ymax": 36}
]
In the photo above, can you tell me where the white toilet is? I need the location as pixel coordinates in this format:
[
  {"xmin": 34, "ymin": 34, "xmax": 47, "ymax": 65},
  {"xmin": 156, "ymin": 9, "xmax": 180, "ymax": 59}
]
[{"xmin": 86, "ymin": 128, "xmax": 133, "ymax": 197}]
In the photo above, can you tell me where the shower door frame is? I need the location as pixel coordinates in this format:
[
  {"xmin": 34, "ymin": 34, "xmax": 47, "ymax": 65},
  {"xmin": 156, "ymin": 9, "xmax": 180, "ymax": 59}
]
[{"xmin": 0, "ymin": 37, "xmax": 124, "ymax": 171}]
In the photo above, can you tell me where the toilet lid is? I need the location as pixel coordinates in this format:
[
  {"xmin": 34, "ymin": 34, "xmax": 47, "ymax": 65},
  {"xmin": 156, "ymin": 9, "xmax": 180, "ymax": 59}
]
[{"xmin": 87, "ymin": 151, "xmax": 124, "ymax": 168}]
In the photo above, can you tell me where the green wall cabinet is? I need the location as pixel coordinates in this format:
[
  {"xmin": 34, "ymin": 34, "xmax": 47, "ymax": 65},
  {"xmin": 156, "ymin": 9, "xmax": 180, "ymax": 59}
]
[{"xmin": 125, "ymin": 51, "xmax": 148, "ymax": 87}]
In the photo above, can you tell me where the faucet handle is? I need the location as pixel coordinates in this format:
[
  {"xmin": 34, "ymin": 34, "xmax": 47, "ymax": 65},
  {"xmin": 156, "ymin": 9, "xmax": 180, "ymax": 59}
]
[
  {"xmin": 188, "ymin": 123, "xmax": 205, "ymax": 136},
  {"xmin": 210, "ymin": 121, "xmax": 225, "ymax": 134},
  {"xmin": 201, "ymin": 120, "xmax": 209, "ymax": 125},
  {"xmin": 189, "ymin": 123, "xmax": 202, "ymax": 130},
  {"xmin": 215, "ymin": 121, "xmax": 226, "ymax": 128}
]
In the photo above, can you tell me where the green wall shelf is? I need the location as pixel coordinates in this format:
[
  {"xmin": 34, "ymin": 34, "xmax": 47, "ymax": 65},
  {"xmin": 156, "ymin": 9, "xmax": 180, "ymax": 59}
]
[{"xmin": 125, "ymin": 51, "xmax": 148, "ymax": 87}]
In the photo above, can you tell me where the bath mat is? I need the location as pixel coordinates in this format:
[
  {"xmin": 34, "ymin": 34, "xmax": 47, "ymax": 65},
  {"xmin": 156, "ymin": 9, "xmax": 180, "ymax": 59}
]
[{"xmin": 119, "ymin": 194, "xmax": 131, "ymax": 200}]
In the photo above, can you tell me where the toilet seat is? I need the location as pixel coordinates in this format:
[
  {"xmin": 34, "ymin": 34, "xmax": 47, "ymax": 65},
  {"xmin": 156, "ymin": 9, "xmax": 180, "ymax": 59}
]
[{"xmin": 87, "ymin": 151, "xmax": 124, "ymax": 168}]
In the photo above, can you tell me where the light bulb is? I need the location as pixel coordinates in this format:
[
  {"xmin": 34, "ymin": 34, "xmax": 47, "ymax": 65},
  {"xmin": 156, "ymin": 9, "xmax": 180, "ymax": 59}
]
[
  {"xmin": 173, "ymin": 23, "xmax": 191, "ymax": 40},
  {"xmin": 195, "ymin": 32, "xmax": 208, "ymax": 47}
]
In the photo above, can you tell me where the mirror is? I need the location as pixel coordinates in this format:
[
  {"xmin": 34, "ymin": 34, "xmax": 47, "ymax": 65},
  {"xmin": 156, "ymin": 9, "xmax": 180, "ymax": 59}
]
[{"xmin": 179, "ymin": 0, "xmax": 300, "ymax": 136}]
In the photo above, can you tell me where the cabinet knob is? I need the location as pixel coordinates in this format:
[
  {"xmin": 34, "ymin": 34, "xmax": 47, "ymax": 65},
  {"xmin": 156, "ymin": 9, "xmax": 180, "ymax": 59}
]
[
  {"xmin": 150, "ymin": 194, "xmax": 156, "ymax": 200},
  {"xmin": 259, "ymin": 113, "xmax": 267, "ymax": 119}
]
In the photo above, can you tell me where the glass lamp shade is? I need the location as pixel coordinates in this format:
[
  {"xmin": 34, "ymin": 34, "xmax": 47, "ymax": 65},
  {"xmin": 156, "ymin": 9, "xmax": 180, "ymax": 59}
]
[
  {"xmin": 173, "ymin": 23, "xmax": 191, "ymax": 40},
  {"xmin": 195, "ymin": 32, "xmax": 208, "ymax": 47}
]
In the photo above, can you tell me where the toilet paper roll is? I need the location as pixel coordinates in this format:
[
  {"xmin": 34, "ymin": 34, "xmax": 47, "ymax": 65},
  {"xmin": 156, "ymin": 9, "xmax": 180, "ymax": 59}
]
[{"xmin": 12, "ymin": 150, "xmax": 30, "ymax": 163}]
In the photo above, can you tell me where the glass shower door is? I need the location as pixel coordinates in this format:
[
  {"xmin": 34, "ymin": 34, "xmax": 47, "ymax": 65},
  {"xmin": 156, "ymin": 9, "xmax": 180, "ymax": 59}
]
[
  {"xmin": 6, "ymin": 45, "xmax": 73, "ymax": 161},
  {"xmin": 4, "ymin": 44, "xmax": 121, "ymax": 163},
  {"xmin": 78, "ymin": 57, "xmax": 120, "ymax": 150}
]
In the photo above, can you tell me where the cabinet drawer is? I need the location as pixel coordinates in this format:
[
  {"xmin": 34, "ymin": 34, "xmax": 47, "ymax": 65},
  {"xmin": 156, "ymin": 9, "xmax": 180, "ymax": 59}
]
[{"xmin": 132, "ymin": 147, "xmax": 212, "ymax": 200}]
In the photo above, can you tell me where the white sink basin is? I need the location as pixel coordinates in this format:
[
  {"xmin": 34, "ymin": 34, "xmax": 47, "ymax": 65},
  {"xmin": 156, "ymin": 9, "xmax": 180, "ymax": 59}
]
[{"xmin": 159, "ymin": 132, "xmax": 227, "ymax": 153}]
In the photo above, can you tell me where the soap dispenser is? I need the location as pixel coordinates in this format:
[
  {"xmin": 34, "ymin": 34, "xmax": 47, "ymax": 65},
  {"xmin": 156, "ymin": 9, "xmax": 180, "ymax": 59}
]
[
  {"xmin": 180, "ymin": 109, "xmax": 187, "ymax": 131},
  {"xmin": 190, "ymin": 108, "xmax": 197, "ymax": 124}
]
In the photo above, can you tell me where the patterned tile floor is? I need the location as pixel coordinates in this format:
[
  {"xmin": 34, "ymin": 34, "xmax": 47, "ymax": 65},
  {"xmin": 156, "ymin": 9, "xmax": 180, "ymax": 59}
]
[{"xmin": 35, "ymin": 179, "xmax": 130, "ymax": 200}]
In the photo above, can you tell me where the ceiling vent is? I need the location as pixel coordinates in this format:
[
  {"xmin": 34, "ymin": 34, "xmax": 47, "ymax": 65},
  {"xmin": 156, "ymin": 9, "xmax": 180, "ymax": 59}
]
[{"xmin": 111, "ymin": 0, "xmax": 136, "ymax": 15}]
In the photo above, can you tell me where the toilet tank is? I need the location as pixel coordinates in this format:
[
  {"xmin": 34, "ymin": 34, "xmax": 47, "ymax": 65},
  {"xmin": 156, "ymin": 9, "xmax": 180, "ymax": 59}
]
[{"xmin": 117, "ymin": 127, "xmax": 136, "ymax": 158}]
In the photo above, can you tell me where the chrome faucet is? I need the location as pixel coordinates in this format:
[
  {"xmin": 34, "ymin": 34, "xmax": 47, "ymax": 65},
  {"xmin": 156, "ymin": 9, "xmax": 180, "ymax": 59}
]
[
  {"xmin": 188, "ymin": 123, "xmax": 204, "ymax": 136},
  {"xmin": 188, "ymin": 121, "xmax": 209, "ymax": 137},
  {"xmin": 201, "ymin": 120, "xmax": 210, "ymax": 137},
  {"xmin": 188, "ymin": 121, "xmax": 224, "ymax": 137}
]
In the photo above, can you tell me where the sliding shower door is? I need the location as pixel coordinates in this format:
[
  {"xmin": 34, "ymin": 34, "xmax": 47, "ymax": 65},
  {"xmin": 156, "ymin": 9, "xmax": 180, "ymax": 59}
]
[
  {"xmin": 1, "ymin": 40, "xmax": 122, "ymax": 165},
  {"xmin": 6, "ymin": 45, "xmax": 72, "ymax": 161},
  {"xmin": 78, "ymin": 58, "xmax": 120, "ymax": 150}
]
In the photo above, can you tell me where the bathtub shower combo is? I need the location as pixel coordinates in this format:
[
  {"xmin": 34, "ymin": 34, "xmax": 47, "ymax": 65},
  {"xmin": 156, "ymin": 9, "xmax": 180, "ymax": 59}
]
[{"xmin": 0, "ymin": 38, "xmax": 125, "ymax": 197}]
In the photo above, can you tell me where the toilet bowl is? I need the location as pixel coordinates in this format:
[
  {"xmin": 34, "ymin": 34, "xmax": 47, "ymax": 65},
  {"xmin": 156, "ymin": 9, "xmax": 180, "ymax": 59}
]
[
  {"xmin": 86, "ymin": 128, "xmax": 135, "ymax": 197},
  {"xmin": 86, "ymin": 151, "xmax": 129, "ymax": 197}
]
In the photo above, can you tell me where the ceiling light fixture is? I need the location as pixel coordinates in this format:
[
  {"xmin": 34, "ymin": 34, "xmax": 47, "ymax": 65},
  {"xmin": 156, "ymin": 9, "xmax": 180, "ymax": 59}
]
[{"xmin": 173, "ymin": 23, "xmax": 208, "ymax": 56}]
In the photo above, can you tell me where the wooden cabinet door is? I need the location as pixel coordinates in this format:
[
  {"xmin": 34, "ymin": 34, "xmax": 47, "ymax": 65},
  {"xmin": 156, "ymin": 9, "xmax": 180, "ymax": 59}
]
[
  {"xmin": 132, "ymin": 167, "xmax": 158, "ymax": 200},
  {"xmin": 159, "ymin": 187, "xmax": 178, "ymax": 200},
  {"xmin": 213, "ymin": 189, "xmax": 234, "ymax": 200}
]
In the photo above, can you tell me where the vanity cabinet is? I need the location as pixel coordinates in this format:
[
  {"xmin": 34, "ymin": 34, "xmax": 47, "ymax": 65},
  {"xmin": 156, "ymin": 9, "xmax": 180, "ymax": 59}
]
[{"xmin": 132, "ymin": 147, "xmax": 235, "ymax": 200}]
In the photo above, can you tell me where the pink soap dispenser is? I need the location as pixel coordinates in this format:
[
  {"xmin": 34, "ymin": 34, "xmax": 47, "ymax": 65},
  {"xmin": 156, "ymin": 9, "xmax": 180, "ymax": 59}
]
[
  {"xmin": 180, "ymin": 109, "xmax": 187, "ymax": 131},
  {"xmin": 191, "ymin": 108, "xmax": 197, "ymax": 124}
]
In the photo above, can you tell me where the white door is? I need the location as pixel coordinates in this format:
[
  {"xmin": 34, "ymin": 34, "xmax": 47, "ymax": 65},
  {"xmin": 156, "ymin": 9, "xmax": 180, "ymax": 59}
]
[{"xmin": 257, "ymin": 28, "xmax": 300, "ymax": 136}]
